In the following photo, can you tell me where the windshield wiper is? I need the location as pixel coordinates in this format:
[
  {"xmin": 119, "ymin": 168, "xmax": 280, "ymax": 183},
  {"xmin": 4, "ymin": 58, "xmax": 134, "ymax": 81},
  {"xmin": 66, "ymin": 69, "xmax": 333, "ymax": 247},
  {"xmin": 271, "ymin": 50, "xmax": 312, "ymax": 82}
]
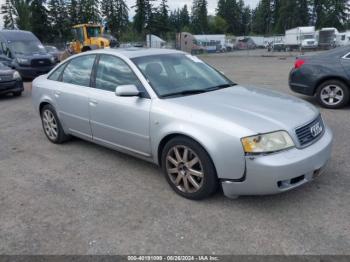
[
  {"xmin": 161, "ymin": 89, "xmax": 207, "ymax": 98},
  {"xmin": 205, "ymin": 83, "xmax": 236, "ymax": 91}
]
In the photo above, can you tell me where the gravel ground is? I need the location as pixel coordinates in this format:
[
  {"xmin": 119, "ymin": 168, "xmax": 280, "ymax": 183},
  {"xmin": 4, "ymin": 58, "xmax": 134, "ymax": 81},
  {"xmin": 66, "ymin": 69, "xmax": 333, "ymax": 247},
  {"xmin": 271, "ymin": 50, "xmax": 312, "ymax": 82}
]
[{"xmin": 0, "ymin": 52, "xmax": 349, "ymax": 255}]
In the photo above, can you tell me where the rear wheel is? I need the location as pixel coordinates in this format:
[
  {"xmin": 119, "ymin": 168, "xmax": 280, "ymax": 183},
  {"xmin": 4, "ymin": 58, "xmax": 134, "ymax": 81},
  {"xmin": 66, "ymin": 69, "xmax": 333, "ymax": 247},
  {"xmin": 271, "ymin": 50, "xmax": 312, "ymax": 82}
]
[
  {"xmin": 13, "ymin": 91, "xmax": 22, "ymax": 97},
  {"xmin": 41, "ymin": 104, "xmax": 69, "ymax": 144},
  {"xmin": 161, "ymin": 136, "xmax": 218, "ymax": 200},
  {"xmin": 316, "ymin": 80, "xmax": 349, "ymax": 109}
]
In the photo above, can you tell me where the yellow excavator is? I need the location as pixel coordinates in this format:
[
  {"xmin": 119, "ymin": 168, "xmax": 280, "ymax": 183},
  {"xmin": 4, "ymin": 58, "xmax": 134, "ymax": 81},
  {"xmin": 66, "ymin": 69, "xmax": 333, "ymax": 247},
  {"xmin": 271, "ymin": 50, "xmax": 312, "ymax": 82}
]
[{"xmin": 61, "ymin": 23, "xmax": 118, "ymax": 60}]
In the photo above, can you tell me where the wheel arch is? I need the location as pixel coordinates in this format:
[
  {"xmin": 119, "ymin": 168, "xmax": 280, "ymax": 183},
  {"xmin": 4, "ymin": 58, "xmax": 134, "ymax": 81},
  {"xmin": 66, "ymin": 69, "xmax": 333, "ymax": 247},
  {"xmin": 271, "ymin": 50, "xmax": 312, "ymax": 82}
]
[
  {"xmin": 314, "ymin": 76, "xmax": 350, "ymax": 95},
  {"xmin": 157, "ymin": 133, "xmax": 214, "ymax": 169},
  {"xmin": 39, "ymin": 101, "xmax": 52, "ymax": 114}
]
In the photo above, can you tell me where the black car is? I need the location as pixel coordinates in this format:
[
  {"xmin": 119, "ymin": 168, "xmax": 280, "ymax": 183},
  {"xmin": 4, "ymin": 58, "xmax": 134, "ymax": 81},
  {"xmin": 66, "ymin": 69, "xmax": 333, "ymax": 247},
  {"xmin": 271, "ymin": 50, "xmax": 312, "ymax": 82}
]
[
  {"xmin": 0, "ymin": 62, "xmax": 24, "ymax": 97},
  {"xmin": 0, "ymin": 30, "xmax": 56, "ymax": 79},
  {"xmin": 45, "ymin": 45, "xmax": 61, "ymax": 63},
  {"xmin": 289, "ymin": 46, "xmax": 350, "ymax": 109}
]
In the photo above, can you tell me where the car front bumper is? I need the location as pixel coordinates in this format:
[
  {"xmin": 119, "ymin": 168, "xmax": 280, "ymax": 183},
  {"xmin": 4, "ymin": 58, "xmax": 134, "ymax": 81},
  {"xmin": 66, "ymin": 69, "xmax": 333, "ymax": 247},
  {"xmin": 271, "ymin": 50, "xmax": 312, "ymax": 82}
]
[
  {"xmin": 0, "ymin": 80, "xmax": 24, "ymax": 95},
  {"xmin": 17, "ymin": 65, "xmax": 54, "ymax": 79},
  {"xmin": 222, "ymin": 127, "xmax": 333, "ymax": 198}
]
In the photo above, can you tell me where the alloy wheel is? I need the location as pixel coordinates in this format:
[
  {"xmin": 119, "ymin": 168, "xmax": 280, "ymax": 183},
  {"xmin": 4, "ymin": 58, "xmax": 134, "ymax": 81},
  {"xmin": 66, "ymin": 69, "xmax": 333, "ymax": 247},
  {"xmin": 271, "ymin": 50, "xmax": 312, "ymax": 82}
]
[
  {"xmin": 166, "ymin": 145, "xmax": 204, "ymax": 194},
  {"xmin": 42, "ymin": 109, "xmax": 58, "ymax": 141},
  {"xmin": 320, "ymin": 85, "xmax": 344, "ymax": 106}
]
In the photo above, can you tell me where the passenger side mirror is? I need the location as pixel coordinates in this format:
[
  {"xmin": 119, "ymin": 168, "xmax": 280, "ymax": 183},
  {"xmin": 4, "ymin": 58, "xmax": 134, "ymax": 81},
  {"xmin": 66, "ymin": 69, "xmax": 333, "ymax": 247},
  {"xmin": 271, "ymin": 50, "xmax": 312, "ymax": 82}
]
[{"xmin": 115, "ymin": 85, "xmax": 140, "ymax": 97}]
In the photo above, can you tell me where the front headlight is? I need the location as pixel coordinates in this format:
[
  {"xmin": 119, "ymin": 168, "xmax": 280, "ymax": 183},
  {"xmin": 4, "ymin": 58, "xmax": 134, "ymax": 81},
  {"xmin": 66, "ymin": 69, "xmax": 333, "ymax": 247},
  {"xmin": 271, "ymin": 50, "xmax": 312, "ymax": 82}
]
[
  {"xmin": 49, "ymin": 56, "xmax": 55, "ymax": 64},
  {"xmin": 241, "ymin": 131, "xmax": 295, "ymax": 154},
  {"xmin": 13, "ymin": 71, "xmax": 21, "ymax": 80},
  {"xmin": 16, "ymin": 58, "xmax": 30, "ymax": 65}
]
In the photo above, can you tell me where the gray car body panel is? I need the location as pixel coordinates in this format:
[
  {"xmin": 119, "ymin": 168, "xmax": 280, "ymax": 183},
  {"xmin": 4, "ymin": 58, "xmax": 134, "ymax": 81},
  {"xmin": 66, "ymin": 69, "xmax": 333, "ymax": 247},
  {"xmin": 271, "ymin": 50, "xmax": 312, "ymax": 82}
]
[
  {"xmin": 289, "ymin": 46, "xmax": 350, "ymax": 95},
  {"xmin": 32, "ymin": 48, "xmax": 333, "ymax": 196}
]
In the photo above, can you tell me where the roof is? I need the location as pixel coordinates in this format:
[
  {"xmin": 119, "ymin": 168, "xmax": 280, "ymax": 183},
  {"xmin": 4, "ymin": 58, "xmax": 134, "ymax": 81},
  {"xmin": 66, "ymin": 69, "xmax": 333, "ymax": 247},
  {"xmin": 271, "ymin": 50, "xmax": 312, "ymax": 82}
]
[
  {"xmin": 0, "ymin": 30, "xmax": 38, "ymax": 41},
  {"xmin": 92, "ymin": 48, "xmax": 185, "ymax": 59}
]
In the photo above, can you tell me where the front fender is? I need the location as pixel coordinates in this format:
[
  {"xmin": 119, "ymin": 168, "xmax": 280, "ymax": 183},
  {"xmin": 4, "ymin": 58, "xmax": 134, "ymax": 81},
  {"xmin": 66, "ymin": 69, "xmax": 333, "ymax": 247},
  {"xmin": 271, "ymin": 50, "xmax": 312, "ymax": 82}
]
[{"xmin": 151, "ymin": 121, "xmax": 246, "ymax": 181}]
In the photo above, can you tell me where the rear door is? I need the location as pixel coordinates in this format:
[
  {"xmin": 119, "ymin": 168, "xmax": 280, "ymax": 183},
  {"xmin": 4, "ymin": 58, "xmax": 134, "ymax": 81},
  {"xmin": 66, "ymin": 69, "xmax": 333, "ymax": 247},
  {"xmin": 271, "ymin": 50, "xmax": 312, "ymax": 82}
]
[{"xmin": 54, "ymin": 54, "xmax": 96, "ymax": 140}]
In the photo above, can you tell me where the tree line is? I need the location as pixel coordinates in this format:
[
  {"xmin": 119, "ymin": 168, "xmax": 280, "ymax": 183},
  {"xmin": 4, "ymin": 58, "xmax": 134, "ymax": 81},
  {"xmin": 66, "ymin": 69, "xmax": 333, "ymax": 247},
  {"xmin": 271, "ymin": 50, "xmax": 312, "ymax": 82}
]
[{"xmin": 1, "ymin": 0, "xmax": 349, "ymax": 44}]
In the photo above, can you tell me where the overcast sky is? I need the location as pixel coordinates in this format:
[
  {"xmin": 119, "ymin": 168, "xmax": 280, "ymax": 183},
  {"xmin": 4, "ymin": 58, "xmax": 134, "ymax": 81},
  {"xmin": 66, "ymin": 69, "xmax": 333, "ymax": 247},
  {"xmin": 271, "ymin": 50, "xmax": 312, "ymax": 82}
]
[{"xmin": 0, "ymin": 0, "xmax": 260, "ymax": 28}]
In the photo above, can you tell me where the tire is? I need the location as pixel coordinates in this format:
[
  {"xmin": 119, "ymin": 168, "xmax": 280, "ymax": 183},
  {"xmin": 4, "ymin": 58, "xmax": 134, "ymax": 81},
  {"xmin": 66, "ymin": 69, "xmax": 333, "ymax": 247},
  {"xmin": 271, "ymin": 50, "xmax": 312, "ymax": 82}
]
[
  {"xmin": 316, "ymin": 80, "xmax": 350, "ymax": 109},
  {"xmin": 40, "ymin": 104, "xmax": 70, "ymax": 144},
  {"xmin": 81, "ymin": 46, "xmax": 91, "ymax": 52},
  {"xmin": 161, "ymin": 136, "xmax": 218, "ymax": 200},
  {"xmin": 13, "ymin": 91, "xmax": 22, "ymax": 97}
]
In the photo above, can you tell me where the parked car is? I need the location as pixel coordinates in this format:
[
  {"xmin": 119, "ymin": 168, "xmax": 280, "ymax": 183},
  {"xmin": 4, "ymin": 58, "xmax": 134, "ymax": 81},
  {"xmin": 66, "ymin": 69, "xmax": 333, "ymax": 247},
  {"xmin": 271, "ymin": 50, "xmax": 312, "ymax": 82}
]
[
  {"xmin": 0, "ymin": 30, "xmax": 56, "ymax": 79},
  {"xmin": 268, "ymin": 42, "xmax": 285, "ymax": 52},
  {"xmin": 289, "ymin": 46, "xmax": 350, "ymax": 109},
  {"xmin": 32, "ymin": 49, "xmax": 333, "ymax": 200},
  {"xmin": 45, "ymin": 45, "xmax": 61, "ymax": 63},
  {"xmin": 0, "ymin": 61, "xmax": 23, "ymax": 96}
]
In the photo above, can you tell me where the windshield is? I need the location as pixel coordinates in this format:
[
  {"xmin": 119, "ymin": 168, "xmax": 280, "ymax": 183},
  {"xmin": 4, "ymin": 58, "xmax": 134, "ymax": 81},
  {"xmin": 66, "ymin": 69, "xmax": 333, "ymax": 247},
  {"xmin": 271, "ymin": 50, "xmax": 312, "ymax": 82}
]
[
  {"xmin": 132, "ymin": 54, "xmax": 235, "ymax": 97},
  {"xmin": 9, "ymin": 40, "xmax": 46, "ymax": 55},
  {"xmin": 86, "ymin": 27, "xmax": 101, "ymax": 38},
  {"xmin": 45, "ymin": 46, "xmax": 58, "ymax": 52}
]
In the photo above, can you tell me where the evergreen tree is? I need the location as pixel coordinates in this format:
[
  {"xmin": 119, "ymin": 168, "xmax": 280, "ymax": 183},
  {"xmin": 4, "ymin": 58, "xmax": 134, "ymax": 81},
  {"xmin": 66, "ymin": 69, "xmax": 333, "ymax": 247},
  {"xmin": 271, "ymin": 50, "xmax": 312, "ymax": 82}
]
[
  {"xmin": 79, "ymin": 0, "xmax": 100, "ymax": 23},
  {"xmin": 152, "ymin": 0, "xmax": 169, "ymax": 37},
  {"xmin": 241, "ymin": 5, "xmax": 252, "ymax": 35},
  {"xmin": 180, "ymin": 5, "xmax": 190, "ymax": 29},
  {"xmin": 1, "ymin": 0, "xmax": 16, "ymax": 29},
  {"xmin": 191, "ymin": 0, "xmax": 208, "ymax": 34},
  {"xmin": 251, "ymin": 0, "xmax": 273, "ymax": 34},
  {"xmin": 133, "ymin": 0, "xmax": 154, "ymax": 34},
  {"xmin": 30, "ymin": 0, "xmax": 49, "ymax": 41},
  {"xmin": 169, "ymin": 8, "xmax": 181, "ymax": 32},
  {"xmin": 274, "ymin": 0, "xmax": 310, "ymax": 33},
  {"xmin": 101, "ymin": 0, "xmax": 129, "ymax": 38},
  {"xmin": 12, "ymin": 0, "xmax": 31, "ymax": 31},
  {"xmin": 216, "ymin": 0, "xmax": 240, "ymax": 34},
  {"xmin": 68, "ymin": 0, "xmax": 80, "ymax": 24},
  {"xmin": 48, "ymin": 0, "xmax": 71, "ymax": 43},
  {"xmin": 312, "ymin": 0, "xmax": 349, "ymax": 30}
]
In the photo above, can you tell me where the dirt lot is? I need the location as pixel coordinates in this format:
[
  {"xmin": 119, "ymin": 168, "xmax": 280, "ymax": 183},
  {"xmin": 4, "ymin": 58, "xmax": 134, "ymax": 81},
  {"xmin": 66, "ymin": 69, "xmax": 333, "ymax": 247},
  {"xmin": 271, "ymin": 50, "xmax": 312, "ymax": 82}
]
[{"xmin": 0, "ymin": 52, "xmax": 349, "ymax": 255}]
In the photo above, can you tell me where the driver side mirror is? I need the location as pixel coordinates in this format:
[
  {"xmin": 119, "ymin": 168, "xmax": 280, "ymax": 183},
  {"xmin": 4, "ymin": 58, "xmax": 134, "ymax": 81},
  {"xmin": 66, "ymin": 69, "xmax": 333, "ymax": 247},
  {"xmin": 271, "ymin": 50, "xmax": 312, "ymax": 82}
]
[{"xmin": 115, "ymin": 85, "xmax": 140, "ymax": 97}]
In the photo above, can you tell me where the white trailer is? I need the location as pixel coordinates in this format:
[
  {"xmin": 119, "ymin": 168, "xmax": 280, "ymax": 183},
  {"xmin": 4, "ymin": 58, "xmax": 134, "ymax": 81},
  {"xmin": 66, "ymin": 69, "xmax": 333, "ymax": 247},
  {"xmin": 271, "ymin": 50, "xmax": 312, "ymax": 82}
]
[
  {"xmin": 336, "ymin": 31, "xmax": 350, "ymax": 46},
  {"xmin": 318, "ymin": 28, "xmax": 339, "ymax": 49},
  {"xmin": 285, "ymin": 26, "xmax": 317, "ymax": 51}
]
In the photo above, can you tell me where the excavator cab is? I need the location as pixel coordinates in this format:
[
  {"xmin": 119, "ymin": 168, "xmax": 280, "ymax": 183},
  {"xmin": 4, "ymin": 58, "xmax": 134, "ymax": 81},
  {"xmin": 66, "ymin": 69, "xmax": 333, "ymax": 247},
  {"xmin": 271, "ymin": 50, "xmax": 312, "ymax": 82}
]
[{"xmin": 70, "ymin": 24, "xmax": 110, "ymax": 54}]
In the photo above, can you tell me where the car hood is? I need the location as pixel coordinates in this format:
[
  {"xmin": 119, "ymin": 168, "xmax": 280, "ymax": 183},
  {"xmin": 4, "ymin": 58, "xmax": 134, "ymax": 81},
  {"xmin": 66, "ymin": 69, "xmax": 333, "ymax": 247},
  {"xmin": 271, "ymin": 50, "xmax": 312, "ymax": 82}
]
[{"xmin": 164, "ymin": 85, "xmax": 319, "ymax": 135}]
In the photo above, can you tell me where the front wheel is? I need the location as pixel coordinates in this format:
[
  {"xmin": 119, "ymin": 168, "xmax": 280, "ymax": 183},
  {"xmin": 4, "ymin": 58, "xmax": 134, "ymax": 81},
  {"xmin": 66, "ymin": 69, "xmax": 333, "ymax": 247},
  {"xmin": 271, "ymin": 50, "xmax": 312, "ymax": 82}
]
[
  {"xmin": 161, "ymin": 136, "xmax": 218, "ymax": 200},
  {"xmin": 316, "ymin": 80, "xmax": 349, "ymax": 109}
]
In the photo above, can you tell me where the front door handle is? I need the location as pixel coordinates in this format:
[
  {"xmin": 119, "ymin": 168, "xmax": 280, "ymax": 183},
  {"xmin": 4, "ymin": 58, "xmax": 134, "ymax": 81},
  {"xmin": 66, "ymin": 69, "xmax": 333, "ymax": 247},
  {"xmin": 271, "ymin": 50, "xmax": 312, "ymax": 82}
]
[
  {"xmin": 89, "ymin": 99, "xmax": 98, "ymax": 106},
  {"xmin": 54, "ymin": 91, "xmax": 61, "ymax": 98}
]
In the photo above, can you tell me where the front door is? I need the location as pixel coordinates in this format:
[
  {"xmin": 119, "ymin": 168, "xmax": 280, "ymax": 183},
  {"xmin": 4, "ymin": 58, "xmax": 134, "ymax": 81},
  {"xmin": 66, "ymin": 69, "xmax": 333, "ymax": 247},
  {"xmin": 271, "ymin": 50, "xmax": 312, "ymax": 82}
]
[{"xmin": 89, "ymin": 54, "xmax": 152, "ymax": 156}]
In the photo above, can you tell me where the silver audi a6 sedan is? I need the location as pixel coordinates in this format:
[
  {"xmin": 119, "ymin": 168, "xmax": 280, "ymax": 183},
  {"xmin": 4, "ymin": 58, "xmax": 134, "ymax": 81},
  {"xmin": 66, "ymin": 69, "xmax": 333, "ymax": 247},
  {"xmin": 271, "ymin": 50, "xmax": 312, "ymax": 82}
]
[{"xmin": 32, "ymin": 48, "xmax": 333, "ymax": 200}]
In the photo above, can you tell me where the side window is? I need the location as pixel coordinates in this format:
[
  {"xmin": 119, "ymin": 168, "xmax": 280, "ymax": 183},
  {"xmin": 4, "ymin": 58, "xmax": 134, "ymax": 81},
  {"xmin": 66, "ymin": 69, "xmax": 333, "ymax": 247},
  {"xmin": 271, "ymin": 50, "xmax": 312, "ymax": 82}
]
[
  {"xmin": 48, "ymin": 64, "xmax": 66, "ymax": 81},
  {"xmin": 62, "ymin": 55, "xmax": 96, "ymax": 87},
  {"xmin": 95, "ymin": 55, "xmax": 143, "ymax": 92}
]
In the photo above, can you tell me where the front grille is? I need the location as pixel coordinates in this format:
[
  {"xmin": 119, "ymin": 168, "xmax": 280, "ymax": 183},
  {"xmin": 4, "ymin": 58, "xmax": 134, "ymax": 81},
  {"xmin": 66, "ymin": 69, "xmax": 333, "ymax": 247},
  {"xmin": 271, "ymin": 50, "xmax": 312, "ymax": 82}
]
[
  {"xmin": 31, "ymin": 58, "xmax": 51, "ymax": 67},
  {"xmin": 0, "ymin": 75, "xmax": 14, "ymax": 82},
  {"xmin": 296, "ymin": 115, "xmax": 324, "ymax": 146}
]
